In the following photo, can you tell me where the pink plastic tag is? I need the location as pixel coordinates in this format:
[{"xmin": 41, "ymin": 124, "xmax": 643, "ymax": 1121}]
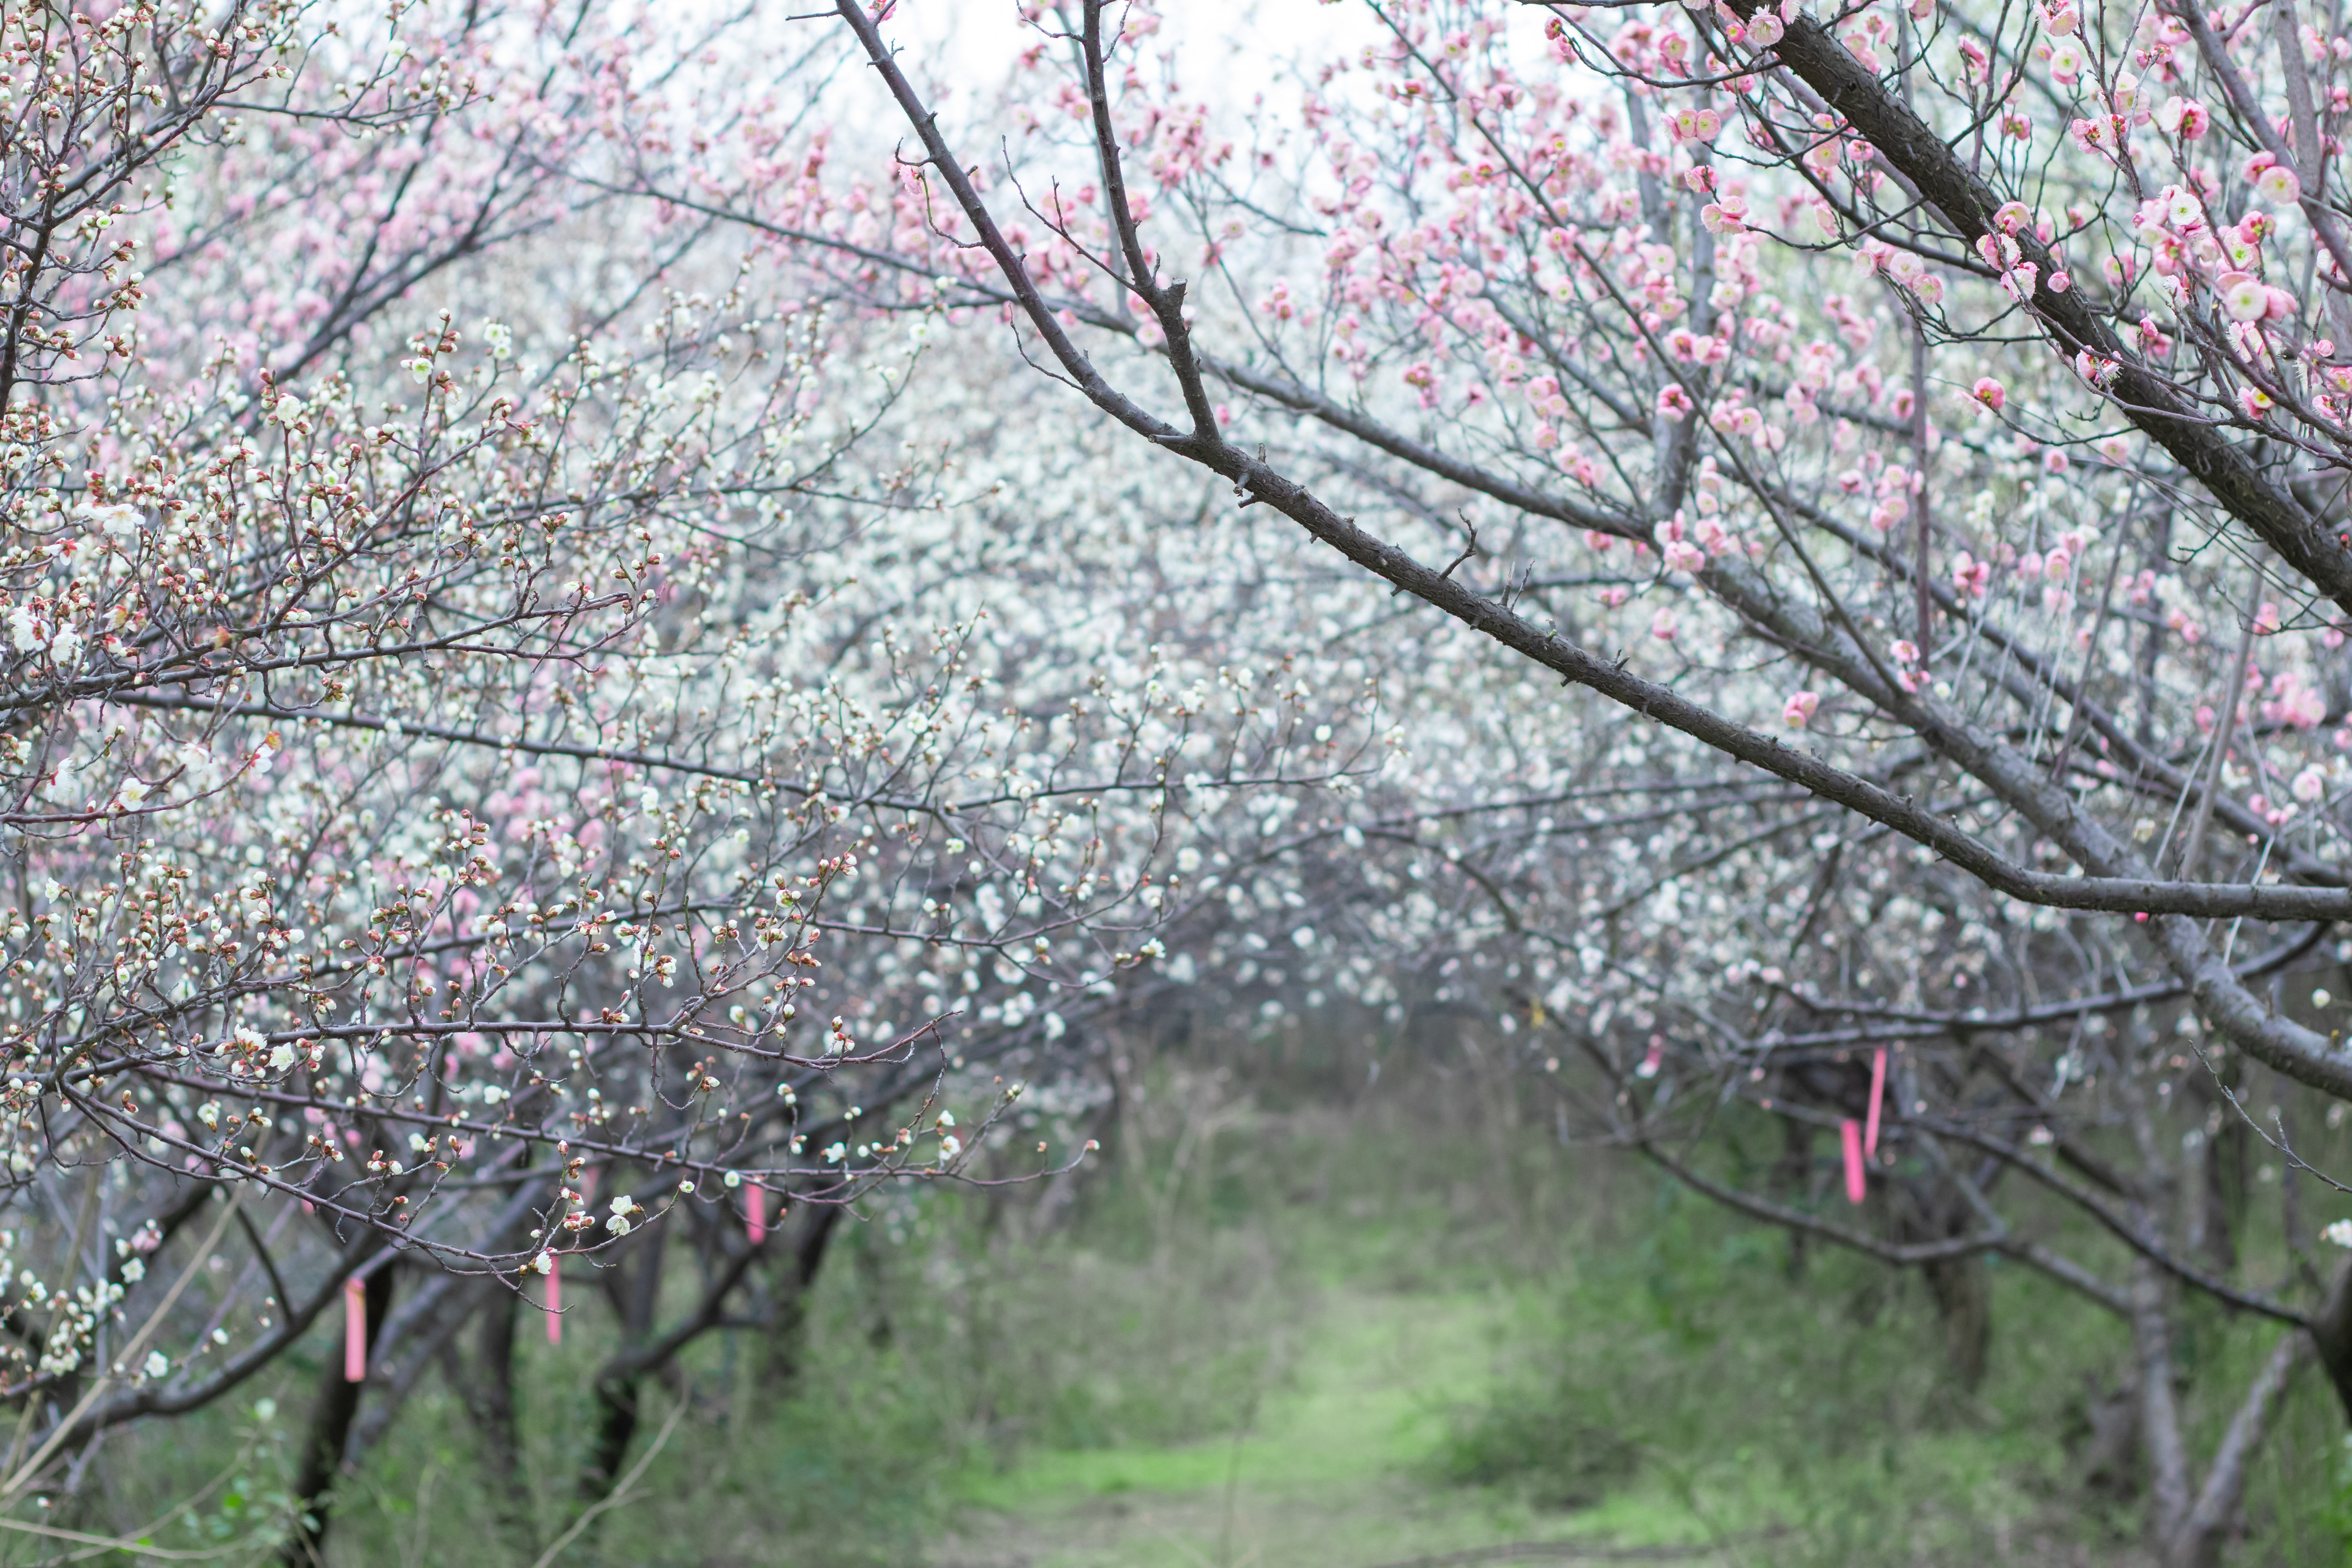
[
  {"xmin": 1864, "ymin": 1047, "xmax": 1887, "ymax": 1158},
  {"xmin": 546, "ymin": 1263, "xmax": 562, "ymax": 1345},
  {"xmin": 343, "ymin": 1276, "xmax": 367, "ymax": 1382},
  {"xmin": 746, "ymin": 1185, "xmax": 766, "ymax": 1247},
  {"xmin": 1841, "ymin": 1118, "xmax": 1866, "ymax": 1204}
]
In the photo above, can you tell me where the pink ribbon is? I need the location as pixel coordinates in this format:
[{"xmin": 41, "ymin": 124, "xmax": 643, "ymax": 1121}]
[
  {"xmin": 1841, "ymin": 1119, "xmax": 1866, "ymax": 1204},
  {"xmin": 1864, "ymin": 1047, "xmax": 1887, "ymax": 1158},
  {"xmin": 343, "ymin": 1276, "xmax": 367, "ymax": 1382},
  {"xmin": 746, "ymin": 1184, "xmax": 767, "ymax": 1247}
]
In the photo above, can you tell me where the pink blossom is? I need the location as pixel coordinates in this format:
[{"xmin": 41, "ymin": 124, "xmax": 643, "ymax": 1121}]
[
  {"xmin": 2158, "ymin": 96, "xmax": 2209, "ymax": 138},
  {"xmin": 1782, "ymin": 690, "xmax": 1820, "ymax": 728},
  {"xmin": 2256, "ymin": 164, "xmax": 2304, "ymax": 206},
  {"xmin": 1971, "ymin": 377, "xmax": 2005, "ymax": 412},
  {"xmin": 2066, "ymin": 118, "xmax": 2105, "ymax": 154}
]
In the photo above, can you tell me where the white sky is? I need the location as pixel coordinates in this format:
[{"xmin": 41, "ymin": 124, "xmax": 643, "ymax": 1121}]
[{"xmin": 873, "ymin": 1, "xmax": 1387, "ymax": 109}]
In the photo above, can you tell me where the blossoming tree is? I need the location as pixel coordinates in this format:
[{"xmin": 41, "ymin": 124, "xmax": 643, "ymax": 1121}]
[
  {"xmin": 780, "ymin": 0, "xmax": 2352, "ymax": 1557},
  {"xmin": 0, "ymin": 0, "xmax": 1403, "ymax": 1551}
]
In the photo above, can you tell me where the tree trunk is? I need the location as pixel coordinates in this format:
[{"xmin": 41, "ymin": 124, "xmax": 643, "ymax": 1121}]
[
  {"xmin": 757, "ymin": 1201, "xmax": 843, "ymax": 1392},
  {"xmin": 1893, "ymin": 1172, "xmax": 1991, "ymax": 1391},
  {"xmin": 2132, "ymin": 1259, "xmax": 2192, "ymax": 1548},
  {"xmin": 1771, "ymin": 1117, "xmax": 1812, "ymax": 1282},
  {"xmin": 282, "ymin": 1263, "xmax": 396, "ymax": 1566},
  {"xmin": 2308, "ymin": 1256, "xmax": 2352, "ymax": 1423},
  {"xmin": 1920, "ymin": 1252, "xmax": 1991, "ymax": 1393},
  {"xmin": 463, "ymin": 1285, "xmax": 533, "ymax": 1556},
  {"xmin": 576, "ymin": 1223, "xmax": 667, "ymax": 1506},
  {"xmin": 2164, "ymin": 1330, "xmax": 2307, "ymax": 1568},
  {"xmin": 577, "ymin": 1371, "xmax": 642, "ymax": 1507}
]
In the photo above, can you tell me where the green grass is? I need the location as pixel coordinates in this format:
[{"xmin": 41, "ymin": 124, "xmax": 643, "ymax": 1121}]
[
  {"xmin": 920, "ymin": 1156, "xmax": 2348, "ymax": 1568},
  {"xmin": 47, "ymin": 1069, "xmax": 2352, "ymax": 1567},
  {"xmin": 949, "ymin": 1287, "xmax": 1491, "ymax": 1506},
  {"xmin": 934, "ymin": 1285, "xmax": 1728, "ymax": 1568}
]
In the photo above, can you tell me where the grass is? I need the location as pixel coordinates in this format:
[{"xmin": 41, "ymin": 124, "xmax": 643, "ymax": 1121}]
[
  {"xmin": 924, "ymin": 1227, "xmax": 2068, "ymax": 1568},
  {"xmin": 51, "ymin": 1056, "xmax": 2352, "ymax": 1566},
  {"xmin": 934, "ymin": 1285, "xmax": 1720, "ymax": 1568},
  {"xmin": 947, "ymin": 1286, "xmax": 1490, "ymax": 1505},
  {"xmin": 908, "ymin": 1098, "xmax": 2352, "ymax": 1568}
]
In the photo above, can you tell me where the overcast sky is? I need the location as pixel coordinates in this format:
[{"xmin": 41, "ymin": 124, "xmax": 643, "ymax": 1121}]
[{"xmin": 876, "ymin": 1, "xmax": 1387, "ymax": 109}]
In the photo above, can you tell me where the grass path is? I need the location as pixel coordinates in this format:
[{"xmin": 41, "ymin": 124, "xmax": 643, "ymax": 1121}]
[{"xmin": 926, "ymin": 1289, "xmax": 1728, "ymax": 1568}]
